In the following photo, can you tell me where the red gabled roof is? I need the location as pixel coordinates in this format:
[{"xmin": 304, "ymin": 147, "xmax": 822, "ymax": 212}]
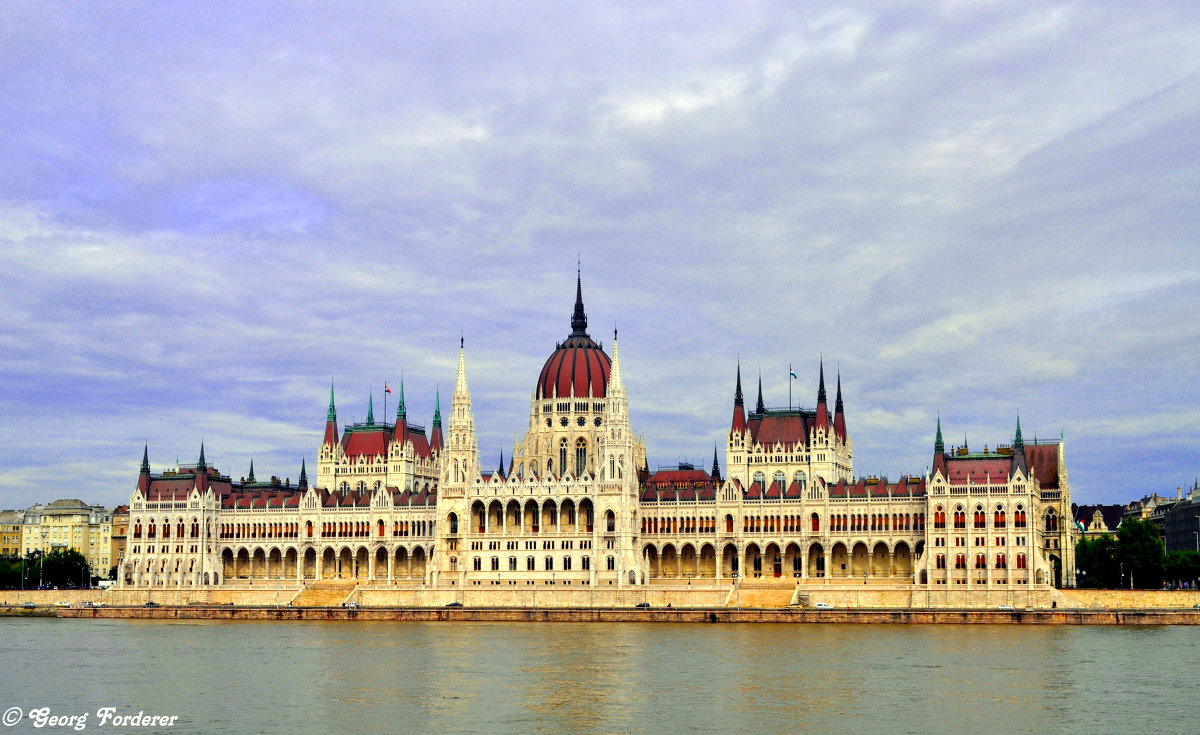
[
  {"xmin": 784, "ymin": 481, "xmax": 803, "ymax": 498},
  {"xmin": 323, "ymin": 419, "xmax": 339, "ymax": 447},
  {"xmin": 645, "ymin": 469, "xmax": 712, "ymax": 486},
  {"xmin": 946, "ymin": 457, "xmax": 1011, "ymax": 485},
  {"xmin": 1023, "ymin": 443, "xmax": 1060, "ymax": 489},
  {"xmin": 764, "ymin": 480, "xmax": 783, "ymax": 499},
  {"xmin": 748, "ymin": 413, "xmax": 810, "ymax": 449},
  {"xmin": 342, "ymin": 428, "xmax": 389, "ymax": 458}
]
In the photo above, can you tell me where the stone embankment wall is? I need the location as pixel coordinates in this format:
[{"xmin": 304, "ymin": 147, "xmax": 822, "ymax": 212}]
[
  {"xmin": 53, "ymin": 606, "xmax": 1200, "ymax": 625},
  {"xmin": 7, "ymin": 584, "xmax": 1200, "ymax": 611}
]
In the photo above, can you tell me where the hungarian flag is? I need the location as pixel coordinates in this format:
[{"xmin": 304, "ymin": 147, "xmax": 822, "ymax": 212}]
[
  {"xmin": 385, "ymin": 384, "xmax": 392, "ymax": 394},
  {"xmin": 789, "ymin": 369, "xmax": 798, "ymax": 380}
]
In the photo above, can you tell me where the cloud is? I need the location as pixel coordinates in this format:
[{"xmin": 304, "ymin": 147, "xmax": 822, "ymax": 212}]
[{"xmin": 1, "ymin": 1, "xmax": 1199, "ymax": 508}]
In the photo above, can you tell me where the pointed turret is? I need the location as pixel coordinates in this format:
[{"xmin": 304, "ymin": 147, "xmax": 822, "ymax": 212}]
[
  {"xmin": 444, "ymin": 341, "xmax": 478, "ymax": 481},
  {"xmin": 366, "ymin": 392, "xmax": 375, "ymax": 425},
  {"xmin": 497, "ymin": 450, "xmax": 505, "ymax": 479},
  {"xmin": 323, "ymin": 380, "xmax": 339, "ymax": 446},
  {"xmin": 197, "ymin": 442, "xmax": 207, "ymax": 471},
  {"xmin": 1010, "ymin": 413, "xmax": 1029, "ymax": 477},
  {"xmin": 932, "ymin": 415, "xmax": 947, "ymax": 478},
  {"xmin": 833, "ymin": 370, "xmax": 847, "ymax": 441},
  {"xmin": 815, "ymin": 360, "xmax": 829, "ymax": 430},
  {"xmin": 570, "ymin": 266, "xmax": 588, "ymax": 337},
  {"xmin": 430, "ymin": 388, "xmax": 444, "ymax": 454},
  {"xmin": 393, "ymin": 377, "xmax": 408, "ymax": 447},
  {"xmin": 755, "ymin": 373, "xmax": 765, "ymax": 414},
  {"xmin": 137, "ymin": 444, "xmax": 151, "ymax": 493},
  {"xmin": 247, "ymin": 457, "xmax": 256, "ymax": 484},
  {"xmin": 298, "ymin": 459, "xmax": 308, "ymax": 489},
  {"xmin": 455, "ymin": 337, "xmax": 469, "ymax": 396},
  {"xmin": 711, "ymin": 446, "xmax": 722, "ymax": 483},
  {"xmin": 609, "ymin": 329, "xmax": 624, "ymax": 394},
  {"xmin": 730, "ymin": 361, "xmax": 747, "ymax": 434}
]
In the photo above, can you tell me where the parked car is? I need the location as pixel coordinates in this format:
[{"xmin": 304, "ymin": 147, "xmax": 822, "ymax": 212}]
[
  {"xmin": 22, "ymin": 601, "xmax": 35, "ymax": 608},
  {"xmin": 997, "ymin": 604, "xmax": 1015, "ymax": 611},
  {"xmin": 55, "ymin": 601, "xmax": 70, "ymax": 607},
  {"xmin": 344, "ymin": 601, "xmax": 360, "ymax": 609},
  {"xmin": 634, "ymin": 602, "xmax": 651, "ymax": 609},
  {"xmin": 814, "ymin": 602, "xmax": 833, "ymax": 610},
  {"xmin": 143, "ymin": 601, "xmax": 160, "ymax": 607},
  {"xmin": 445, "ymin": 601, "xmax": 463, "ymax": 609}
]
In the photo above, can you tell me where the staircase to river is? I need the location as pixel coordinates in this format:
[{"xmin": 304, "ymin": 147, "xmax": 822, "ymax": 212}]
[{"xmin": 290, "ymin": 580, "xmax": 357, "ymax": 607}]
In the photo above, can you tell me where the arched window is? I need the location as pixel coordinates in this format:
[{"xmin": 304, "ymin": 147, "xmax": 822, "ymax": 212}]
[
  {"xmin": 545, "ymin": 556, "xmax": 554, "ymax": 571},
  {"xmin": 559, "ymin": 439, "xmax": 568, "ymax": 477},
  {"xmin": 378, "ymin": 520, "xmax": 385, "ymax": 537},
  {"xmin": 306, "ymin": 521, "xmax": 313, "ymax": 538},
  {"xmin": 449, "ymin": 513, "xmax": 459, "ymax": 535},
  {"xmin": 575, "ymin": 438, "xmax": 587, "ymax": 477},
  {"xmin": 725, "ymin": 514, "xmax": 734, "ymax": 533},
  {"xmin": 975, "ymin": 554, "xmax": 986, "ymax": 569},
  {"xmin": 772, "ymin": 471, "xmax": 786, "ymax": 489},
  {"xmin": 811, "ymin": 513, "xmax": 820, "ymax": 533},
  {"xmin": 564, "ymin": 556, "xmax": 573, "ymax": 571},
  {"xmin": 606, "ymin": 510, "xmax": 615, "ymax": 533},
  {"xmin": 472, "ymin": 557, "xmax": 481, "ymax": 571},
  {"xmin": 753, "ymin": 472, "xmax": 766, "ymax": 491},
  {"xmin": 793, "ymin": 472, "xmax": 807, "ymax": 491}
]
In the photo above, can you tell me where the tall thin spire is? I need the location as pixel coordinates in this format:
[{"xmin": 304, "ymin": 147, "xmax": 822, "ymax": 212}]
[
  {"xmin": 197, "ymin": 442, "xmax": 206, "ymax": 471},
  {"xmin": 433, "ymin": 388, "xmax": 442, "ymax": 427},
  {"xmin": 609, "ymin": 329, "xmax": 624, "ymax": 393},
  {"xmin": 833, "ymin": 368, "xmax": 847, "ymax": 440},
  {"xmin": 755, "ymin": 372, "xmax": 765, "ymax": 414},
  {"xmin": 817, "ymin": 359, "xmax": 827, "ymax": 404},
  {"xmin": 570, "ymin": 266, "xmax": 588, "ymax": 337},
  {"xmin": 498, "ymin": 450, "xmax": 505, "ymax": 478},
  {"xmin": 298, "ymin": 458, "xmax": 308, "ymax": 489},
  {"xmin": 327, "ymin": 380, "xmax": 336, "ymax": 422},
  {"xmin": 140, "ymin": 444, "xmax": 150, "ymax": 475},
  {"xmin": 367, "ymin": 392, "xmax": 375, "ymax": 425},
  {"xmin": 934, "ymin": 414, "xmax": 944, "ymax": 454},
  {"xmin": 455, "ymin": 338, "xmax": 469, "ymax": 395},
  {"xmin": 396, "ymin": 377, "xmax": 406, "ymax": 420},
  {"xmin": 835, "ymin": 370, "xmax": 844, "ymax": 413},
  {"xmin": 1014, "ymin": 413, "xmax": 1024, "ymax": 449},
  {"xmin": 734, "ymin": 361, "xmax": 744, "ymax": 407},
  {"xmin": 711, "ymin": 445, "xmax": 722, "ymax": 482},
  {"xmin": 247, "ymin": 457, "xmax": 256, "ymax": 483}
]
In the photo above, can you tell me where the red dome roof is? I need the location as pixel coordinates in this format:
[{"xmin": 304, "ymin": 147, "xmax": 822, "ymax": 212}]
[
  {"xmin": 536, "ymin": 272, "xmax": 611, "ymax": 399},
  {"xmin": 537, "ymin": 335, "xmax": 611, "ymax": 399}
]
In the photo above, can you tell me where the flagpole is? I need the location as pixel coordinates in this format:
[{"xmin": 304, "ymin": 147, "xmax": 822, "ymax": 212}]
[{"xmin": 788, "ymin": 363, "xmax": 792, "ymax": 411}]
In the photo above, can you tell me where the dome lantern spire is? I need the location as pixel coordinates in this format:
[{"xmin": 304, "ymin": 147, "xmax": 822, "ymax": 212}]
[{"xmin": 570, "ymin": 266, "xmax": 588, "ymax": 337}]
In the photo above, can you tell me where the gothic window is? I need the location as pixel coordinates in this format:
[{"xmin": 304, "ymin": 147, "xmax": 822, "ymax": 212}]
[
  {"xmin": 576, "ymin": 438, "xmax": 587, "ymax": 477},
  {"xmin": 559, "ymin": 439, "xmax": 568, "ymax": 477},
  {"xmin": 793, "ymin": 472, "xmax": 807, "ymax": 491},
  {"xmin": 609, "ymin": 455, "xmax": 615, "ymax": 480},
  {"xmin": 772, "ymin": 471, "xmax": 785, "ymax": 490},
  {"xmin": 472, "ymin": 557, "xmax": 481, "ymax": 571},
  {"xmin": 449, "ymin": 513, "xmax": 458, "ymax": 535},
  {"xmin": 545, "ymin": 556, "xmax": 554, "ymax": 571},
  {"xmin": 563, "ymin": 556, "xmax": 572, "ymax": 571},
  {"xmin": 811, "ymin": 513, "xmax": 820, "ymax": 533},
  {"xmin": 606, "ymin": 510, "xmax": 616, "ymax": 533},
  {"xmin": 753, "ymin": 472, "xmax": 766, "ymax": 491},
  {"xmin": 491, "ymin": 557, "xmax": 499, "ymax": 571}
]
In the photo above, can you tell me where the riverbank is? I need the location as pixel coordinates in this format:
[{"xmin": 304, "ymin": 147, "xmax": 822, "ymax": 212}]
[{"xmin": 32, "ymin": 604, "xmax": 1200, "ymax": 624}]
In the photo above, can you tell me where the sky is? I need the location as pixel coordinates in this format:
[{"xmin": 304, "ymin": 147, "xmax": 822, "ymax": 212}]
[{"xmin": 1, "ymin": 1, "xmax": 1198, "ymax": 510}]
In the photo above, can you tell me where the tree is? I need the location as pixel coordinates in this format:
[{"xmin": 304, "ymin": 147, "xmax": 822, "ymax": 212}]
[
  {"xmin": 1075, "ymin": 534, "xmax": 1120, "ymax": 589},
  {"xmin": 1116, "ymin": 517, "xmax": 1165, "ymax": 589},
  {"xmin": 1165, "ymin": 550, "xmax": 1200, "ymax": 589}
]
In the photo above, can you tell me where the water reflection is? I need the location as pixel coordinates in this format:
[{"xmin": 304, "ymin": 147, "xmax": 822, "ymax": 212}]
[{"xmin": 0, "ymin": 619, "xmax": 1195, "ymax": 735}]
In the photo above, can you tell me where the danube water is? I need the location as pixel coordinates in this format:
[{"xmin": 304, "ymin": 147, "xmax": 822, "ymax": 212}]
[{"xmin": 0, "ymin": 618, "xmax": 1195, "ymax": 734}]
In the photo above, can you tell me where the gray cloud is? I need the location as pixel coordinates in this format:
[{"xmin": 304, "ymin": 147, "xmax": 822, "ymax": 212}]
[{"xmin": 2, "ymin": 1, "xmax": 1199, "ymax": 508}]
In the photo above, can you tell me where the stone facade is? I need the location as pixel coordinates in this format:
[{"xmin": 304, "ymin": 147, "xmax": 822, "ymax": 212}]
[{"xmin": 119, "ymin": 277, "xmax": 1077, "ymax": 596}]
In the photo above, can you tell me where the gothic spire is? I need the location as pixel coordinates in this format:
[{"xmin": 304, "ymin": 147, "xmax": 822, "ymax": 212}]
[
  {"xmin": 817, "ymin": 359, "xmax": 827, "ymax": 404},
  {"xmin": 197, "ymin": 442, "xmax": 206, "ymax": 471},
  {"xmin": 298, "ymin": 458, "xmax": 308, "ymax": 489},
  {"xmin": 609, "ymin": 329, "xmax": 624, "ymax": 393},
  {"xmin": 934, "ymin": 415, "xmax": 944, "ymax": 455},
  {"xmin": 1014, "ymin": 413, "xmax": 1024, "ymax": 450},
  {"xmin": 455, "ymin": 338, "xmax": 469, "ymax": 395},
  {"xmin": 835, "ymin": 370, "xmax": 844, "ymax": 413},
  {"xmin": 711, "ymin": 445, "xmax": 722, "ymax": 482},
  {"xmin": 367, "ymin": 392, "xmax": 375, "ymax": 425},
  {"xmin": 396, "ymin": 377, "xmax": 406, "ymax": 420},
  {"xmin": 433, "ymin": 388, "xmax": 442, "ymax": 428},
  {"xmin": 498, "ymin": 450, "xmax": 505, "ymax": 478},
  {"xmin": 247, "ymin": 457, "xmax": 256, "ymax": 484},
  {"xmin": 734, "ymin": 360, "xmax": 744, "ymax": 407},
  {"xmin": 327, "ymin": 380, "xmax": 336, "ymax": 422},
  {"xmin": 570, "ymin": 266, "xmax": 588, "ymax": 337},
  {"xmin": 140, "ymin": 444, "xmax": 150, "ymax": 476},
  {"xmin": 755, "ymin": 372, "xmax": 765, "ymax": 414}
]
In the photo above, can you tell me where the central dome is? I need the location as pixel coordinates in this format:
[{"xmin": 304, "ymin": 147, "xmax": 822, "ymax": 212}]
[{"xmin": 535, "ymin": 274, "xmax": 611, "ymax": 400}]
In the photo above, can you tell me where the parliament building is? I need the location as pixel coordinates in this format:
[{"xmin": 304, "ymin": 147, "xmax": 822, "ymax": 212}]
[{"xmin": 120, "ymin": 277, "xmax": 1077, "ymax": 600}]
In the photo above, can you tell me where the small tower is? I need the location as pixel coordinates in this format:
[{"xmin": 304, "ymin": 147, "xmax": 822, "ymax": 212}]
[
  {"xmin": 323, "ymin": 381, "xmax": 339, "ymax": 447},
  {"xmin": 833, "ymin": 370, "xmax": 847, "ymax": 442}
]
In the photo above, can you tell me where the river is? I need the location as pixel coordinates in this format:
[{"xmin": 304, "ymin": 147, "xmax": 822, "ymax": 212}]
[{"xmin": 0, "ymin": 619, "xmax": 1193, "ymax": 734}]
